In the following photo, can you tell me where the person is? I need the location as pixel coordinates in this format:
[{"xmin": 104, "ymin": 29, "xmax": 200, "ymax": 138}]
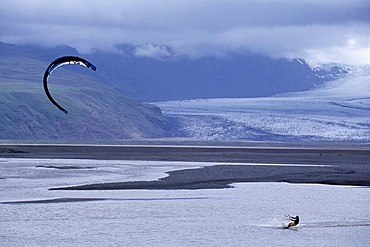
[{"xmin": 285, "ymin": 215, "xmax": 299, "ymax": 229}]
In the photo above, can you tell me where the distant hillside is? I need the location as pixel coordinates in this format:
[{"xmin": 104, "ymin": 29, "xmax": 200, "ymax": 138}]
[
  {"xmin": 2, "ymin": 43, "xmax": 349, "ymax": 102},
  {"xmin": 86, "ymin": 44, "xmax": 348, "ymax": 101},
  {"xmin": 0, "ymin": 43, "xmax": 171, "ymax": 140}
]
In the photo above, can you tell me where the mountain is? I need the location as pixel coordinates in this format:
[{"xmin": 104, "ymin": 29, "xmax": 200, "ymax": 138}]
[
  {"xmin": 0, "ymin": 42, "xmax": 171, "ymax": 140},
  {"xmin": 1, "ymin": 42, "xmax": 358, "ymax": 141},
  {"xmin": 154, "ymin": 71, "xmax": 370, "ymax": 141},
  {"xmin": 84, "ymin": 44, "xmax": 348, "ymax": 101}
]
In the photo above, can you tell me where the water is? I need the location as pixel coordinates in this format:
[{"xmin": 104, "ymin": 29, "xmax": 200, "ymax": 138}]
[{"xmin": 1, "ymin": 158, "xmax": 369, "ymax": 246}]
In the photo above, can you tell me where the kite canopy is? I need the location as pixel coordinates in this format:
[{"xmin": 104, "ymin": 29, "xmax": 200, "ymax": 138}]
[{"xmin": 43, "ymin": 56, "xmax": 97, "ymax": 114}]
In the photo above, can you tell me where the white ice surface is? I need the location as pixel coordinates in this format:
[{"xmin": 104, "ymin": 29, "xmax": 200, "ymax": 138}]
[
  {"xmin": 1, "ymin": 158, "xmax": 369, "ymax": 246},
  {"xmin": 155, "ymin": 75, "xmax": 370, "ymax": 141}
]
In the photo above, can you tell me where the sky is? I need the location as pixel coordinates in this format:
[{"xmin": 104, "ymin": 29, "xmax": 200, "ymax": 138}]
[{"xmin": 1, "ymin": 0, "xmax": 370, "ymax": 65}]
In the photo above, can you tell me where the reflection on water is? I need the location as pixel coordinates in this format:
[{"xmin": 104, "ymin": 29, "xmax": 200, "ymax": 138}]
[{"xmin": 0, "ymin": 158, "xmax": 369, "ymax": 246}]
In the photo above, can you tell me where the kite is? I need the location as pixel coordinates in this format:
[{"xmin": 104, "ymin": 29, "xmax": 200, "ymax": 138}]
[{"xmin": 43, "ymin": 56, "xmax": 97, "ymax": 114}]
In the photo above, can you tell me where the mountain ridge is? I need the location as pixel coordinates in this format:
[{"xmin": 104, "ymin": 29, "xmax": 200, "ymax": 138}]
[
  {"xmin": 0, "ymin": 42, "xmax": 358, "ymax": 141},
  {"xmin": 0, "ymin": 43, "xmax": 171, "ymax": 140},
  {"xmin": 85, "ymin": 44, "xmax": 349, "ymax": 101}
]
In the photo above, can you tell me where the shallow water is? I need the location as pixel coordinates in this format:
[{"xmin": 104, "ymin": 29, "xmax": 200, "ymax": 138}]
[{"xmin": 1, "ymin": 158, "xmax": 369, "ymax": 246}]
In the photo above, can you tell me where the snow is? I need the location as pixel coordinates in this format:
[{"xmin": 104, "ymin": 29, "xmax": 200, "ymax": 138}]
[
  {"xmin": 1, "ymin": 158, "xmax": 369, "ymax": 246},
  {"xmin": 155, "ymin": 73, "xmax": 370, "ymax": 141}
]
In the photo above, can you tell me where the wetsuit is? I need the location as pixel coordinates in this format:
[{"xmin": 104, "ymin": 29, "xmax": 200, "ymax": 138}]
[{"xmin": 285, "ymin": 215, "xmax": 299, "ymax": 229}]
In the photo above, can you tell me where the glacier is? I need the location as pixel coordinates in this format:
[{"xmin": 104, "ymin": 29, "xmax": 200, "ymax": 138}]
[{"xmin": 155, "ymin": 72, "xmax": 370, "ymax": 141}]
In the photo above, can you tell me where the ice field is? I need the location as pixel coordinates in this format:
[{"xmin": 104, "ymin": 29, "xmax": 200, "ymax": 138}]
[
  {"xmin": 1, "ymin": 158, "xmax": 369, "ymax": 246},
  {"xmin": 155, "ymin": 75, "xmax": 370, "ymax": 141}
]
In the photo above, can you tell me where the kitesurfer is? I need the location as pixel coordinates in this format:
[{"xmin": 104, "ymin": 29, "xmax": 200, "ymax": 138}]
[{"xmin": 285, "ymin": 215, "xmax": 299, "ymax": 229}]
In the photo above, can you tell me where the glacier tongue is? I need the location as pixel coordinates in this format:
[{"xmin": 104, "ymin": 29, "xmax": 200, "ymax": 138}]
[{"xmin": 155, "ymin": 74, "xmax": 370, "ymax": 141}]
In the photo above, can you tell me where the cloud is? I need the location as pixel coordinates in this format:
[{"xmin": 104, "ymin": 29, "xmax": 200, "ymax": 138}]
[
  {"xmin": 134, "ymin": 44, "xmax": 173, "ymax": 58},
  {"xmin": 1, "ymin": 0, "xmax": 370, "ymax": 64}
]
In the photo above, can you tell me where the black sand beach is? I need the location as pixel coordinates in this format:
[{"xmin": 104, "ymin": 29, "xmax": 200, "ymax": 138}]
[{"xmin": 1, "ymin": 144, "xmax": 370, "ymax": 189}]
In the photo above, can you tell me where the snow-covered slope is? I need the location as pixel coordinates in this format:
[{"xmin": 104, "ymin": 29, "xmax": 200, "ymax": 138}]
[{"xmin": 155, "ymin": 73, "xmax": 370, "ymax": 141}]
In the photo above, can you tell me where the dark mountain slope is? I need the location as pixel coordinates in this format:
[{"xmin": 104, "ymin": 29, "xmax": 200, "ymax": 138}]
[
  {"xmin": 0, "ymin": 43, "xmax": 170, "ymax": 140},
  {"xmin": 87, "ymin": 45, "xmax": 347, "ymax": 101}
]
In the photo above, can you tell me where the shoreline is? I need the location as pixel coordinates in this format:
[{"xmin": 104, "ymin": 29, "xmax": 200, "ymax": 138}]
[
  {"xmin": 49, "ymin": 163, "xmax": 370, "ymax": 190},
  {"xmin": 1, "ymin": 144, "xmax": 370, "ymax": 189}
]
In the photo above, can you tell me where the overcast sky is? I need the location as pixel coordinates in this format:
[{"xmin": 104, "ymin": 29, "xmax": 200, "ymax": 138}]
[{"xmin": 1, "ymin": 0, "xmax": 370, "ymax": 65}]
